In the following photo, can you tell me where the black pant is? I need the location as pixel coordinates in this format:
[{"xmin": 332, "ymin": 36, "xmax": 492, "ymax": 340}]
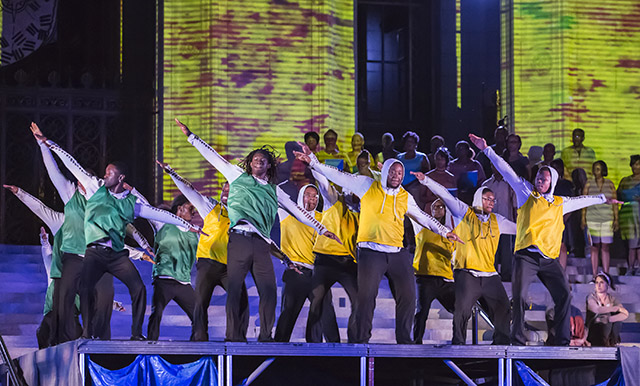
[
  {"xmin": 226, "ymin": 232, "xmax": 276, "ymax": 342},
  {"xmin": 36, "ymin": 278, "xmax": 60, "ymax": 349},
  {"xmin": 192, "ymin": 258, "xmax": 249, "ymax": 341},
  {"xmin": 274, "ymin": 267, "xmax": 339, "ymax": 342},
  {"xmin": 355, "ymin": 248, "xmax": 415, "ymax": 344},
  {"xmin": 306, "ymin": 253, "xmax": 358, "ymax": 343},
  {"xmin": 413, "ymin": 275, "xmax": 455, "ymax": 344},
  {"xmin": 57, "ymin": 253, "xmax": 114, "ymax": 342},
  {"xmin": 512, "ymin": 249, "xmax": 571, "ymax": 346},
  {"xmin": 495, "ymin": 234, "xmax": 515, "ymax": 282},
  {"xmin": 80, "ymin": 246, "xmax": 146, "ymax": 338},
  {"xmin": 148, "ymin": 278, "xmax": 195, "ymax": 340},
  {"xmin": 452, "ymin": 270, "xmax": 510, "ymax": 345},
  {"xmin": 587, "ymin": 321, "xmax": 622, "ymax": 347}
]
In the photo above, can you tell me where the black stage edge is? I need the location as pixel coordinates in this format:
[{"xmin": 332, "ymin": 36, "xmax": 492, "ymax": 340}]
[{"xmin": 13, "ymin": 340, "xmax": 621, "ymax": 386}]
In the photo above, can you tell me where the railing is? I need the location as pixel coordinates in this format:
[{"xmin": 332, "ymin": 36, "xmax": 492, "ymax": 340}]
[{"xmin": 0, "ymin": 335, "xmax": 26, "ymax": 386}]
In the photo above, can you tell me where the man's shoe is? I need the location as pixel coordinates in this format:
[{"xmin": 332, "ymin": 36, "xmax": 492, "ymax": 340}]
[{"xmin": 130, "ymin": 335, "xmax": 146, "ymax": 341}]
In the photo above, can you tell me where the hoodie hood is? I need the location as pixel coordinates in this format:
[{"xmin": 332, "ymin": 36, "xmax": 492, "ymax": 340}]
[
  {"xmin": 535, "ymin": 164, "xmax": 559, "ymax": 199},
  {"xmin": 380, "ymin": 158, "xmax": 404, "ymax": 192},
  {"xmin": 472, "ymin": 186, "xmax": 492, "ymax": 213},
  {"xmin": 297, "ymin": 183, "xmax": 319, "ymax": 212}
]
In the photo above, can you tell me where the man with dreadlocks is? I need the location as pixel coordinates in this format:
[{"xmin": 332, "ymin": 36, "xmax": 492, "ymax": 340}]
[
  {"xmin": 412, "ymin": 172, "xmax": 515, "ymax": 345},
  {"xmin": 176, "ymin": 118, "xmax": 341, "ymax": 342},
  {"xmin": 469, "ymin": 133, "xmax": 620, "ymax": 346}
]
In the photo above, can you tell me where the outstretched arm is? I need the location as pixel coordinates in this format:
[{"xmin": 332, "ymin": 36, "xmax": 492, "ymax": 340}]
[
  {"xmin": 176, "ymin": 118, "xmax": 243, "ymax": 183},
  {"xmin": 31, "ymin": 123, "xmax": 76, "ymax": 203},
  {"xmin": 469, "ymin": 134, "xmax": 531, "ymax": 207},
  {"xmin": 412, "ymin": 172, "xmax": 467, "ymax": 221},
  {"xmin": 311, "ymin": 169, "xmax": 338, "ymax": 210},
  {"xmin": 5, "ymin": 185, "xmax": 64, "ymax": 235},
  {"xmin": 124, "ymin": 184, "xmax": 163, "ymax": 233},
  {"xmin": 406, "ymin": 195, "xmax": 463, "ymax": 244},
  {"xmin": 495, "ymin": 213, "xmax": 517, "ymax": 235},
  {"xmin": 294, "ymin": 143, "xmax": 372, "ymax": 198},
  {"xmin": 44, "ymin": 139, "xmax": 101, "ymax": 198},
  {"xmin": 157, "ymin": 161, "xmax": 216, "ymax": 218},
  {"xmin": 561, "ymin": 194, "xmax": 619, "ymax": 215},
  {"xmin": 39, "ymin": 227, "xmax": 53, "ymax": 283},
  {"xmin": 134, "ymin": 202, "xmax": 204, "ymax": 235},
  {"xmin": 125, "ymin": 224, "xmax": 156, "ymax": 263}
]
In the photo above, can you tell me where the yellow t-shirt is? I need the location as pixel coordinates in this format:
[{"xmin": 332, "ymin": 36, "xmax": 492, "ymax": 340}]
[
  {"xmin": 413, "ymin": 228, "xmax": 455, "ymax": 280},
  {"xmin": 452, "ymin": 208, "xmax": 500, "ymax": 273},
  {"xmin": 281, "ymin": 211, "xmax": 323, "ymax": 266},
  {"xmin": 357, "ymin": 181, "xmax": 409, "ymax": 248},
  {"xmin": 196, "ymin": 204, "xmax": 230, "ymax": 264},
  {"xmin": 313, "ymin": 198, "xmax": 358, "ymax": 260},
  {"xmin": 515, "ymin": 193, "xmax": 565, "ymax": 258}
]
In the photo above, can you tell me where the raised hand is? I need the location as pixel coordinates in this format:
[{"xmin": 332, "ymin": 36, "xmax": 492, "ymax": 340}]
[
  {"xmin": 410, "ymin": 171, "xmax": 426, "ymax": 181},
  {"xmin": 190, "ymin": 226, "xmax": 209, "ymax": 237},
  {"xmin": 3, "ymin": 184, "xmax": 18, "ymax": 194},
  {"xmin": 322, "ymin": 230, "xmax": 343, "ymax": 245},
  {"xmin": 605, "ymin": 198, "xmax": 623, "ymax": 205},
  {"xmin": 293, "ymin": 150, "xmax": 311, "ymax": 164},
  {"xmin": 141, "ymin": 248, "xmax": 156, "ymax": 264},
  {"xmin": 113, "ymin": 301, "xmax": 126, "ymax": 312},
  {"xmin": 446, "ymin": 231, "xmax": 465, "ymax": 244},
  {"xmin": 30, "ymin": 122, "xmax": 47, "ymax": 142},
  {"xmin": 122, "ymin": 182, "xmax": 134, "ymax": 192},
  {"xmin": 468, "ymin": 134, "xmax": 488, "ymax": 151},
  {"xmin": 174, "ymin": 118, "xmax": 192, "ymax": 137},
  {"xmin": 39, "ymin": 226, "xmax": 48, "ymax": 244}
]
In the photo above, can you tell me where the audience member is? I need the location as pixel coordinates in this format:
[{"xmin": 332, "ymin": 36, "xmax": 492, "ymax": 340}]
[
  {"xmin": 586, "ymin": 272, "xmax": 628, "ymax": 347},
  {"xmin": 427, "ymin": 135, "xmax": 445, "ymax": 171},
  {"xmin": 304, "ymin": 132, "xmax": 320, "ymax": 154},
  {"xmin": 375, "ymin": 132, "xmax": 399, "ymax": 163},
  {"xmin": 449, "ymin": 140, "xmax": 486, "ymax": 205},
  {"xmin": 531, "ymin": 143, "xmax": 556, "ymax": 182},
  {"xmin": 561, "ymin": 128, "xmax": 596, "ymax": 177},
  {"xmin": 617, "ymin": 154, "xmax": 640, "ymax": 276},
  {"xmin": 397, "ymin": 131, "xmax": 430, "ymax": 207},
  {"xmin": 422, "ymin": 147, "xmax": 456, "ymax": 214},
  {"xmin": 316, "ymin": 129, "xmax": 349, "ymax": 171},
  {"xmin": 503, "ymin": 134, "xmax": 530, "ymax": 180},
  {"xmin": 582, "ymin": 161, "xmax": 618, "ymax": 279}
]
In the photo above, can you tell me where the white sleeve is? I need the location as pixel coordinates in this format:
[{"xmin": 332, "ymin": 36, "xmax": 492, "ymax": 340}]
[
  {"xmin": 311, "ymin": 169, "xmax": 338, "ymax": 210},
  {"xmin": 134, "ymin": 202, "xmax": 199, "ymax": 231},
  {"xmin": 187, "ymin": 133, "xmax": 243, "ymax": 183},
  {"xmin": 482, "ymin": 146, "xmax": 532, "ymax": 208},
  {"xmin": 38, "ymin": 141, "xmax": 76, "ymax": 203},
  {"xmin": 277, "ymin": 208, "xmax": 291, "ymax": 222},
  {"xmin": 308, "ymin": 153, "xmax": 372, "ymax": 198},
  {"xmin": 125, "ymin": 223, "xmax": 152, "ymax": 251},
  {"xmin": 14, "ymin": 188, "xmax": 64, "ymax": 235},
  {"xmin": 128, "ymin": 189, "xmax": 163, "ymax": 232},
  {"xmin": 163, "ymin": 165, "xmax": 216, "ymax": 218},
  {"xmin": 406, "ymin": 195, "xmax": 451, "ymax": 237},
  {"xmin": 561, "ymin": 194, "xmax": 606, "ymax": 215},
  {"xmin": 276, "ymin": 186, "xmax": 327, "ymax": 234},
  {"xmin": 124, "ymin": 245, "xmax": 146, "ymax": 261},
  {"xmin": 40, "ymin": 233, "xmax": 53, "ymax": 282},
  {"xmin": 420, "ymin": 176, "xmax": 468, "ymax": 223},
  {"xmin": 495, "ymin": 213, "xmax": 517, "ymax": 235},
  {"xmin": 47, "ymin": 140, "xmax": 101, "ymax": 197}
]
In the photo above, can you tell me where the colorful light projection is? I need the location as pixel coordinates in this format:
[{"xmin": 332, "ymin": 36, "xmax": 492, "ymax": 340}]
[
  {"xmin": 160, "ymin": 0, "xmax": 355, "ymax": 200},
  {"xmin": 504, "ymin": 0, "xmax": 640, "ymax": 184}
]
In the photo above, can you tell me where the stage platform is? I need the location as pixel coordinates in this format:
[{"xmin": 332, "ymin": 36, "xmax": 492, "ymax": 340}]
[{"xmin": 11, "ymin": 340, "xmax": 627, "ymax": 386}]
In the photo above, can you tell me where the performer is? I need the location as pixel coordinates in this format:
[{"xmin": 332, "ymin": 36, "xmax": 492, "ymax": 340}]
[
  {"xmin": 413, "ymin": 173, "xmax": 515, "ymax": 345},
  {"xmin": 3, "ymin": 186, "xmax": 142, "ymax": 345},
  {"xmin": 175, "ymin": 118, "xmax": 340, "ymax": 342},
  {"xmin": 157, "ymin": 162, "xmax": 250, "ymax": 341},
  {"xmin": 410, "ymin": 199, "xmax": 456, "ymax": 344},
  {"xmin": 30, "ymin": 122, "xmax": 141, "ymax": 342},
  {"xmin": 129, "ymin": 186, "xmax": 199, "ymax": 341},
  {"xmin": 469, "ymin": 134, "xmax": 619, "ymax": 346},
  {"xmin": 274, "ymin": 184, "xmax": 340, "ymax": 342},
  {"xmin": 305, "ymin": 167, "xmax": 359, "ymax": 343},
  {"xmin": 295, "ymin": 147, "xmax": 461, "ymax": 344},
  {"xmin": 39, "ymin": 135, "xmax": 202, "ymax": 341}
]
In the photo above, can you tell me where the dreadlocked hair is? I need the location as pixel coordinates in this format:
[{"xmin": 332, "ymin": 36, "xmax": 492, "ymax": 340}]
[{"xmin": 239, "ymin": 145, "xmax": 280, "ymax": 184}]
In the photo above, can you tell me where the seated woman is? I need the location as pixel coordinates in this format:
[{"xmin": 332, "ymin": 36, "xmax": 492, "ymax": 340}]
[{"xmin": 586, "ymin": 272, "xmax": 629, "ymax": 346}]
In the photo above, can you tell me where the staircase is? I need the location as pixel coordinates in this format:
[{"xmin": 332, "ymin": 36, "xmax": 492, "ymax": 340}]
[{"xmin": 1, "ymin": 243, "xmax": 639, "ymax": 360}]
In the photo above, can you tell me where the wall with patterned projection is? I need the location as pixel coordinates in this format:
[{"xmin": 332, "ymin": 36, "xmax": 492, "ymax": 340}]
[
  {"xmin": 502, "ymin": 0, "xmax": 640, "ymax": 184},
  {"xmin": 160, "ymin": 0, "xmax": 355, "ymax": 201}
]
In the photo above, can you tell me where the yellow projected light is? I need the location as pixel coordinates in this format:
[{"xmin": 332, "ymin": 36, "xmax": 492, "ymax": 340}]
[
  {"xmin": 507, "ymin": 0, "xmax": 640, "ymax": 184},
  {"xmin": 161, "ymin": 0, "xmax": 355, "ymax": 201}
]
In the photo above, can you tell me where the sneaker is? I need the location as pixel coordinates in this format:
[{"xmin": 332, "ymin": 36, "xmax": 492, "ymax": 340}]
[
  {"xmin": 625, "ymin": 268, "xmax": 634, "ymax": 276},
  {"xmin": 589, "ymin": 277, "xmax": 596, "ymax": 284}
]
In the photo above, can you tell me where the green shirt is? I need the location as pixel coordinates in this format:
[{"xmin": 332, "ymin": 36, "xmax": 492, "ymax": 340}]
[
  {"xmin": 228, "ymin": 173, "xmax": 278, "ymax": 239},
  {"xmin": 84, "ymin": 185, "xmax": 137, "ymax": 252},
  {"xmin": 60, "ymin": 190, "xmax": 87, "ymax": 254},
  {"xmin": 152, "ymin": 224, "xmax": 198, "ymax": 283},
  {"xmin": 50, "ymin": 232, "xmax": 63, "ymax": 279}
]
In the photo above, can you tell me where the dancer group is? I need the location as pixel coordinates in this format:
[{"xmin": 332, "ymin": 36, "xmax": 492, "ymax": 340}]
[{"xmin": 7, "ymin": 120, "xmax": 621, "ymax": 347}]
